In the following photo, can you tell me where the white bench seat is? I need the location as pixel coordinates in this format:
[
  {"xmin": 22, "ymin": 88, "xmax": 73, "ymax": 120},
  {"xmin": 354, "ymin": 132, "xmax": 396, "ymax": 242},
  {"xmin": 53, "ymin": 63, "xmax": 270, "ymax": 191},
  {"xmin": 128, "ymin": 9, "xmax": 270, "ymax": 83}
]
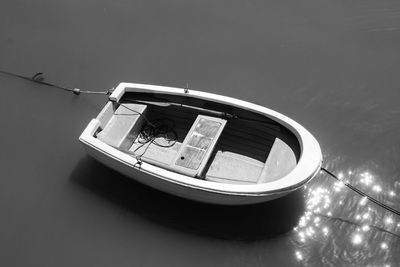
[
  {"xmin": 205, "ymin": 137, "xmax": 297, "ymax": 184},
  {"xmin": 205, "ymin": 151, "xmax": 264, "ymax": 184},
  {"xmin": 97, "ymin": 103, "xmax": 147, "ymax": 149}
]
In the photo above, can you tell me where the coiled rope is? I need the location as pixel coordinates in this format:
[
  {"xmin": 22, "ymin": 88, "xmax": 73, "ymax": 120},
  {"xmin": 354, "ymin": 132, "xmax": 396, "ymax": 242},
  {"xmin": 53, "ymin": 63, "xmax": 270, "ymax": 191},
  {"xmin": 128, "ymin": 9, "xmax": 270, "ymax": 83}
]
[{"xmin": 115, "ymin": 103, "xmax": 178, "ymax": 149}]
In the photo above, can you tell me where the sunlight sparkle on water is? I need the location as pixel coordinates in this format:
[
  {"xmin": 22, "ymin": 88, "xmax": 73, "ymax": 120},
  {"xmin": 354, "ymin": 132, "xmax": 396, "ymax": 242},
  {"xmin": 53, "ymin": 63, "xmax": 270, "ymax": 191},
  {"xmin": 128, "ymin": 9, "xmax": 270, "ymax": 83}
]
[
  {"xmin": 306, "ymin": 187, "xmax": 331, "ymax": 212},
  {"xmin": 323, "ymin": 197, "xmax": 331, "ymax": 209},
  {"xmin": 298, "ymin": 231, "xmax": 305, "ymax": 239},
  {"xmin": 334, "ymin": 181, "xmax": 345, "ymax": 192},
  {"xmin": 295, "ymin": 251, "xmax": 303, "ymax": 261},
  {"xmin": 360, "ymin": 172, "xmax": 373, "ymax": 185},
  {"xmin": 385, "ymin": 217, "xmax": 394, "ymax": 225},
  {"xmin": 299, "ymin": 217, "xmax": 306, "ymax": 227},
  {"xmin": 352, "ymin": 234, "xmax": 363, "ymax": 245},
  {"xmin": 322, "ymin": 227, "xmax": 329, "ymax": 236},
  {"xmin": 361, "ymin": 225, "xmax": 370, "ymax": 232},
  {"xmin": 306, "ymin": 227, "xmax": 315, "ymax": 237},
  {"xmin": 372, "ymin": 185, "xmax": 382, "ymax": 192},
  {"xmin": 359, "ymin": 196, "xmax": 368, "ymax": 206},
  {"xmin": 297, "ymin": 231, "xmax": 306, "ymax": 243}
]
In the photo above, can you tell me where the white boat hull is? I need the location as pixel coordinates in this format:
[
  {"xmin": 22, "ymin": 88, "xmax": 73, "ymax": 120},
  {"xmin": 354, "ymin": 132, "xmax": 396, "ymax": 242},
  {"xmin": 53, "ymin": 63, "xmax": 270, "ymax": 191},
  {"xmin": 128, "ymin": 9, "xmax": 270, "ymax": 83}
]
[{"xmin": 79, "ymin": 83, "xmax": 322, "ymax": 205}]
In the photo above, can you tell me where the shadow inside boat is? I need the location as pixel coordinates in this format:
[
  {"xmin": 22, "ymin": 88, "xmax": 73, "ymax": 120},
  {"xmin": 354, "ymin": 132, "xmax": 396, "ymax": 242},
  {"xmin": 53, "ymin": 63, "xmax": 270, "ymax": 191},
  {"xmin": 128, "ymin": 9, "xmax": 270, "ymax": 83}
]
[{"xmin": 70, "ymin": 156, "xmax": 305, "ymax": 241}]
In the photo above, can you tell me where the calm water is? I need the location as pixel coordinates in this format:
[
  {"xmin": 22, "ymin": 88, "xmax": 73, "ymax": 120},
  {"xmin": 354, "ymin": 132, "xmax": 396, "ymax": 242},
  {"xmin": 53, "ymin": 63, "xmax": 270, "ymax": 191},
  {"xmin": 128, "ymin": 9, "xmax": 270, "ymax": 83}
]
[{"xmin": 1, "ymin": 0, "xmax": 400, "ymax": 266}]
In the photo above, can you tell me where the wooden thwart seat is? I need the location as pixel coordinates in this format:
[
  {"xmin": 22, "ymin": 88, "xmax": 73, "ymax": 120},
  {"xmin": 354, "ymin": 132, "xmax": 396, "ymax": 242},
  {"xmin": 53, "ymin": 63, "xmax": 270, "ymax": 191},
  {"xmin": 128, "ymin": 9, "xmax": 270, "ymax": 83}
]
[
  {"xmin": 257, "ymin": 137, "xmax": 297, "ymax": 183},
  {"xmin": 97, "ymin": 103, "xmax": 147, "ymax": 150},
  {"xmin": 171, "ymin": 115, "xmax": 226, "ymax": 177},
  {"xmin": 205, "ymin": 137, "xmax": 297, "ymax": 184},
  {"xmin": 205, "ymin": 151, "xmax": 264, "ymax": 184}
]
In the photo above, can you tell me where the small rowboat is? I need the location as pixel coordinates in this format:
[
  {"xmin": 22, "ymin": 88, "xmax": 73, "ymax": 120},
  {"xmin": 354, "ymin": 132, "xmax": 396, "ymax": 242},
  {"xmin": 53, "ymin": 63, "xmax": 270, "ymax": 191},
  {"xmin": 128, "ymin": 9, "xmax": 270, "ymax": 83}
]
[{"xmin": 79, "ymin": 83, "xmax": 322, "ymax": 205}]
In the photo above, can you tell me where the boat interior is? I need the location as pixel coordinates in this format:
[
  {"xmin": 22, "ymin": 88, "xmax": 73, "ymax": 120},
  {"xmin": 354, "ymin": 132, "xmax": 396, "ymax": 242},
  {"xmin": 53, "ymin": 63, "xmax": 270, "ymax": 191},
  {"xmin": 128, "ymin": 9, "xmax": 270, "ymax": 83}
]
[{"xmin": 94, "ymin": 92, "xmax": 301, "ymax": 185}]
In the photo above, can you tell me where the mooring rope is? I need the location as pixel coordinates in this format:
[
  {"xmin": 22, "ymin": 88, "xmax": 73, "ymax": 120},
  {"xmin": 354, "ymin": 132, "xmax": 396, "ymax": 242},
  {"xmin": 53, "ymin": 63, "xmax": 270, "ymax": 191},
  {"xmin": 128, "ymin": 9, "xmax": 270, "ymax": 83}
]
[
  {"xmin": 0, "ymin": 70, "xmax": 111, "ymax": 95},
  {"xmin": 321, "ymin": 167, "xmax": 400, "ymax": 217}
]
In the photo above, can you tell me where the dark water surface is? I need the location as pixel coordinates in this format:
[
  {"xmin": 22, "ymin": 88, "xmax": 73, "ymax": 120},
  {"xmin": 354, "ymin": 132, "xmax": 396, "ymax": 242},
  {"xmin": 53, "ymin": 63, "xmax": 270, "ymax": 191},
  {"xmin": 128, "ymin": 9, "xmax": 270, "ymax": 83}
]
[{"xmin": 1, "ymin": 0, "xmax": 400, "ymax": 266}]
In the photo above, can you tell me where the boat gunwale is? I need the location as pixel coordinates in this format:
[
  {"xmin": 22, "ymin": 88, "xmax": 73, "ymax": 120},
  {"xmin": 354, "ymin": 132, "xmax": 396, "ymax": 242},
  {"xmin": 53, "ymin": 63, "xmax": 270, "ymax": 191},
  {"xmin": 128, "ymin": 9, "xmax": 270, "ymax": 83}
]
[{"xmin": 79, "ymin": 82, "xmax": 322, "ymax": 196}]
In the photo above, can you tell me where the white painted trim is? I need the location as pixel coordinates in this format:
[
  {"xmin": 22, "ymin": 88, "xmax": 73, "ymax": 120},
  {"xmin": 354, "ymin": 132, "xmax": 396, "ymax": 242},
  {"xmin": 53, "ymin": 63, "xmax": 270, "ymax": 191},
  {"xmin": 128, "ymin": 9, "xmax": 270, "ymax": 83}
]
[{"xmin": 80, "ymin": 82, "xmax": 322, "ymax": 199}]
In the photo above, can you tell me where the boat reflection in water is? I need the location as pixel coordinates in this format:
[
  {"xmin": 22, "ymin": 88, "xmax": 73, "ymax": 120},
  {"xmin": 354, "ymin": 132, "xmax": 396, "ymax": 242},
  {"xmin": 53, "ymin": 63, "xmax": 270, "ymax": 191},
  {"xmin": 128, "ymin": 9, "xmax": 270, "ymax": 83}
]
[{"xmin": 290, "ymin": 161, "xmax": 400, "ymax": 266}]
